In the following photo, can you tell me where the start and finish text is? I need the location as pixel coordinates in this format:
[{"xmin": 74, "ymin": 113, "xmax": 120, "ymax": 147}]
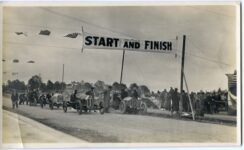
[{"xmin": 84, "ymin": 35, "xmax": 174, "ymax": 52}]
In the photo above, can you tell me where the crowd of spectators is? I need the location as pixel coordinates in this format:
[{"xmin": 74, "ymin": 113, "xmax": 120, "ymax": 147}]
[{"xmin": 156, "ymin": 88, "xmax": 228, "ymax": 116}]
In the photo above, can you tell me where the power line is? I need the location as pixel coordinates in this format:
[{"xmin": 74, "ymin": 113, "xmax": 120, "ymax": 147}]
[
  {"xmin": 4, "ymin": 41, "xmax": 81, "ymax": 50},
  {"xmin": 4, "ymin": 21, "xmax": 231, "ymax": 66},
  {"xmin": 4, "ymin": 22, "xmax": 81, "ymax": 31},
  {"xmin": 4, "ymin": 38, "xmax": 231, "ymax": 66},
  {"xmin": 39, "ymin": 7, "xmax": 137, "ymax": 39},
  {"xmin": 185, "ymin": 51, "xmax": 231, "ymax": 66},
  {"xmin": 188, "ymin": 6, "xmax": 235, "ymax": 18},
  {"xmin": 174, "ymin": 47, "xmax": 231, "ymax": 66}
]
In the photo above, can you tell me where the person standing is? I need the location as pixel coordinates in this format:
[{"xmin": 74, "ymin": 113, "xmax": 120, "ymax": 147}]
[
  {"xmin": 86, "ymin": 87, "xmax": 95, "ymax": 110},
  {"xmin": 171, "ymin": 88, "xmax": 179, "ymax": 116},
  {"xmin": 11, "ymin": 90, "xmax": 19, "ymax": 109},
  {"xmin": 131, "ymin": 88, "xmax": 139, "ymax": 112},
  {"xmin": 103, "ymin": 86, "xmax": 112, "ymax": 113}
]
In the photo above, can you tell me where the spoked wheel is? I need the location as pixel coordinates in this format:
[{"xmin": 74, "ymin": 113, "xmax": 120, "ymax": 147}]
[
  {"xmin": 99, "ymin": 102, "xmax": 104, "ymax": 115},
  {"xmin": 63, "ymin": 102, "xmax": 67, "ymax": 113},
  {"xmin": 49, "ymin": 102, "xmax": 53, "ymax": 110},
  {"xmin": 119, "ymin": 101, "xmax": 127, "ymax": 114},
  {"xmin": 139, "ymin": 102, "xmax": 147, "ymax": 114},
  {"xmin": 40, "ymin": 101, "xmax": 44, "ymax": 108},
  {"xmin": 78, "ymin": 101, "xmax": 82, "ymax": 115}
]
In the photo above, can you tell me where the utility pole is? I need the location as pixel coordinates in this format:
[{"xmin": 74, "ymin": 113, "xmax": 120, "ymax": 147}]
[
  {"xmin": 179, "ymin": 35, "xmax": 186, "ymax": 114},
  {"xmin": 62, "ymin": 64, "xmax": 64, "ymax": 83},
  {"xmin": 120, "ymin": 49, "xmax": 125, "ymax": 84},
  {"xmin": 62, "ymin": 64, "xmax": 64, "ymax": 91}
]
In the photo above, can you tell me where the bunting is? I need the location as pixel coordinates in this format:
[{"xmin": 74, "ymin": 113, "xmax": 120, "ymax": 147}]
[
  {"xmin": 13, "ymin": 59, "xmax": 19, "ymax": 63},
  {"xmin": 27, "ymin": 60, "xmax": 35, "ymax": 63},
  {"xmin": 39, "ymin": 30, "xmax": 51, "ymax": 36},
  {"xmin": 15, "ymin": 32, "xmax": 27, "ymax": 36},
  {"xmin": 64, "ymin": 33, "xmax": 81, "ymax": 38}
]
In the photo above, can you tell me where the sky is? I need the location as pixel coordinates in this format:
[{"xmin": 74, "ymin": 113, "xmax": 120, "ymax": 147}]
[{"xmin": 2, "ymin": 4, "xmax": 238, "ymax": 92}]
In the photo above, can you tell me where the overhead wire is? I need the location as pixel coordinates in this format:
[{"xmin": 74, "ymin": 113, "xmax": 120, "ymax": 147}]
[
  {"xmin": 39, "ymin": 7, "xmax": 137, "ymax": 39},
  {"xmin": 3, "ymin": 22, "xmax": 81, "ymax": 31},
  {"xmin": 188, "ymin": 6, "xmax": 235, "ymax": 18},
  {"xmin": 4, "ymin": 41, "xmax": 81, "ymax": 50},
  {"xmin": 4, "ymin": 7, "xmax": 233, "ymax": 67}
]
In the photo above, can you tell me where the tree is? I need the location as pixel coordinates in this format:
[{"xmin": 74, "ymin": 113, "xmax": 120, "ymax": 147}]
[
  {"xmin": 129, "ymin": 83, "xmax": 138, "ymax": 90},
  {"xmin": 84, "ymin": 82, "xmax": 92, "ymax": 90},
  {"xmin": 112, "ymin": 82, "xmax": 121, "ymax": 91},
  {"xmin": 28, "ymin": 75, "xmax": 42, "ymax": 90},
  {"xmin": 46, "ymin": 80, "xmax": 54, "ymax": 92},
  {"xmin": 95, "ymin": 80, "xmax": 105, "ymax": 90},
  {"xmin": 60, "ymin": 82, "xmax": 66, "ymax": 91},
  {"xmin": 139, "ymin": 85, "xmax": 150, "ymax": 97},
  {"xmin": 7, "ymin": 80, "xmax": 26, "ymax": 91},
  {"xmin": 40, "ymin": 83, "xmax": 47, "ymax": 92},
  {"xmin": 119, "ymin": 83, "xmax": 127, "ymax": 90},
  {"xmin": 54, "ymin": 81, "xmax": 61, "ymax": 91}
]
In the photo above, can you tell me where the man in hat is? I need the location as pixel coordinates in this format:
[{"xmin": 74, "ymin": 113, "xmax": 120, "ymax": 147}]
[
  {"xmin": 70, "ymin": 90, "xmax": 78, "ymax": 102},
  {"xmin": 11, "ymin": 90, "xmax": 19, "ymax": 109},
  {"xmin": 171, "ymin": 88, "xmax": 179, "ymax": 115},
  {"xmin": 103, "ymin": 86, "xmax": 112, "ymax": 113},
  {"xmin": 86, "ymin": 87, "xmax": 95, "ymax": 110}
]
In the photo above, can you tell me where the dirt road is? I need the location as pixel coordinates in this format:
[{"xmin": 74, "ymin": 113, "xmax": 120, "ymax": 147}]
[{"xmin": 2, "ymin": 96, "xmax": 237, "ymax": 143}]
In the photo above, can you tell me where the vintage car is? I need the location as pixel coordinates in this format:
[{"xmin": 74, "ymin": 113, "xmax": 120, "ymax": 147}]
[
  {"xmin": 27, "ymin": 90, "xmax": 41, "ymax": 106},
  {"xmin": 62, "ymin": 88, "xmax": 104, "ymax": 115},
  {"xmin": 109, "ymin": 90, "xmax": 147, "ymax": 114},
  {"xmin": 119, "ymin": 97, "xmax": 147, "ymax": 114},
  {"xmin": 49, "ymin": 93, "xmax": 63, "ymax": 110}
]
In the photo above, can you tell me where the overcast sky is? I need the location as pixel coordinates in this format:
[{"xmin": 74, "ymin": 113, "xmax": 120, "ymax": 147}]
[{"xmin": 2, "ymin": 4, "xmax": 238, "ymax": 92}]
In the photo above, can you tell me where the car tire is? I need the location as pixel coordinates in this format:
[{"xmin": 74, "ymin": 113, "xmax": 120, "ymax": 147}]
[
  {"xmin": 78, "ymin": 101, "xmax": 82, "ymax": 115},
  {"xmin": 119, "ymin": 101, "xmax": 127, "ymax": 114},
  {"xmin": 63, "ymin": 102, "xmax": 67, "ymax": 113},
  {"xmin": 99, "ymin": 102, "xmax": 104, "ymax": 115},
  {"xmin": 139, "ymin": 102, "xmax": 147, "ymax": 114},
  {"xmin": 49, "ymin": 102, "xmax": 53, "ymax": 110}
]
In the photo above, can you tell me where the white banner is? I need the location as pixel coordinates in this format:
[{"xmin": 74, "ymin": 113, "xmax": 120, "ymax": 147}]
[{"xmin": 83, "ymin": 33, "xmax": 177, "ymax": 53}]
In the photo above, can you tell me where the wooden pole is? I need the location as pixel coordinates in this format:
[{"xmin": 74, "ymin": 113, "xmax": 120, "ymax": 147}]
[
  {"xmin": 81, "ymin": 26, "xmax": 84, "ymax": 53},
  {"xmin": 62, "ymin": 64, "xmax": 64, "ymax": 91},
  {"xmin": 179, "ymin": 35, "xmax": 186, "ymax": 114},
  {"xmin": 120, "ymin": 49, "xmax": 125, "ymax": 84},
  {"xmin": 183, "ymin": 72, "xmax": 195, "ymax": 120},
  {"xmin": 62, "ymin": 64, "xmax": 64, "ymax": 83}
]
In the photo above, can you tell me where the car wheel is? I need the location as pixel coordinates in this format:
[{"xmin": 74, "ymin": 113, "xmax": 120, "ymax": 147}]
[
  {"xmin": 78, "ymin": 101, "xmax": 82, "ymax": 115},
  {"xmin": 99, "ymin": 102, "xmax": 104, "ymax": 115},
  {"xmin": 119, "ymin": 101, "xmax": 127, "ymax": 114},
  {"xmin": 49, "ymin": 102, "xmax": 53, "ymax": 110},
  {"xmin": 63, "ymin": 102, "xmax": 67, "ymax": 113},
  {"xmin": 139, "ymin": 102, "xmax": 147, "ymax": 114}
]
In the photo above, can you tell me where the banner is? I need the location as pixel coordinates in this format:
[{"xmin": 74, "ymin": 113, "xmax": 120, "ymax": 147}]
[{"xmin": 83, "ymin": 33, "xmax": 177, "ymax": 53}]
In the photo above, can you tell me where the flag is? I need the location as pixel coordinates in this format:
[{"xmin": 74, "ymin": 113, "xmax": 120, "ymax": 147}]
[
  {"xmin": 226, "ymin": 74, "xmax": 237, "ymax": 90},
  {"xmin": 13, "ymin": 59, "xmax": 19, "ymax": 63},
  {"xmin": 39, "ymin": 30, "xmax": 51, "ymax": 36},
  {"xmin": 15, "ymin": 32, "xmax": 27, "ymax": 36},
  {"xmin": 226, "ymin": 73, "xmax": 237, "ymax": 108},
  {"xmin": 27, "ymin": 60, "xmax": 35, "ymax": 63},
  {"xmin": 64, "ymin": 33, "xmax": 80, "ymax": 38},
  {"xmin": 15, "ymin": 32, "xmax": 24, "ymax": 35}
]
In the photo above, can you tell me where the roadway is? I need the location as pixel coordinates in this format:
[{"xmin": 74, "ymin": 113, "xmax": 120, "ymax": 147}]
[{"xmin": 2, "ymin": 96, "xmax": 237, "ymax": 143}]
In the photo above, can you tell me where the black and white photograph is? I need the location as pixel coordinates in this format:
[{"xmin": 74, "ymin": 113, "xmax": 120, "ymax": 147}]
[{"xmin": 0, "ymin": 1, "xmax": 241, "ymax": 148}]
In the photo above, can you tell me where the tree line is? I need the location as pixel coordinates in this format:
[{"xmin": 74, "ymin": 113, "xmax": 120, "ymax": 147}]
[
  {"xmin": 3, "ymin": 75, "xmax": 66, "ymax": 93},
  {"xmin": 3, "ymin": 75, "xmax": 151, "ymax": 97}
]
